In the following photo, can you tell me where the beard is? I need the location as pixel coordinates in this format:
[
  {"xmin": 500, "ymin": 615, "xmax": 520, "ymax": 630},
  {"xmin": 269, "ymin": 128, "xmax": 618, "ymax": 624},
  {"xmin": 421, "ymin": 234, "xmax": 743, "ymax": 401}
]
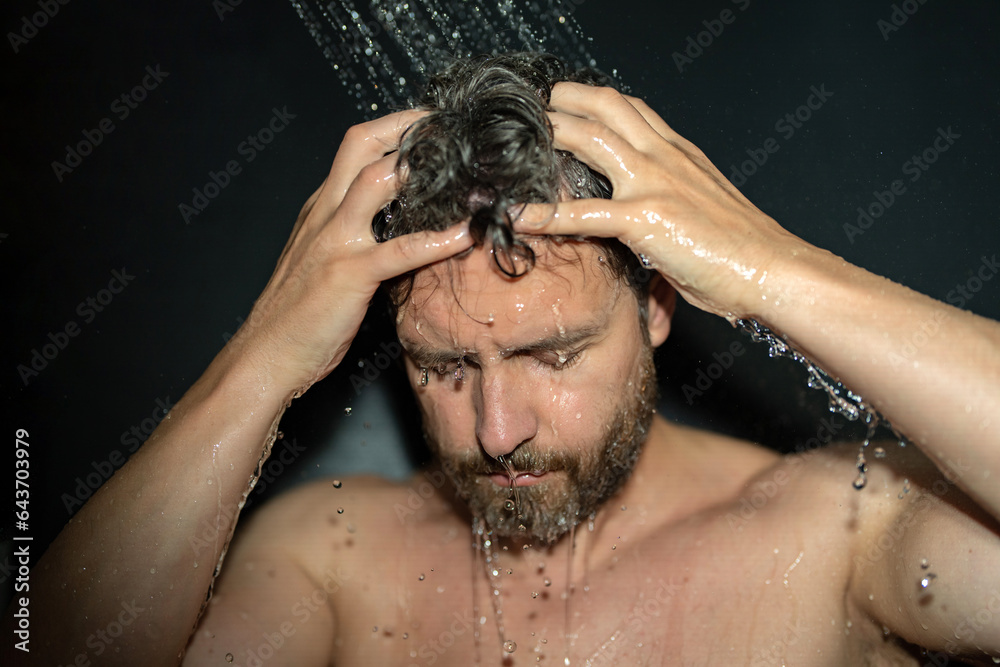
[{"xmin": 425, "ymin": 343, "xmax": 658, "ymax": 545}]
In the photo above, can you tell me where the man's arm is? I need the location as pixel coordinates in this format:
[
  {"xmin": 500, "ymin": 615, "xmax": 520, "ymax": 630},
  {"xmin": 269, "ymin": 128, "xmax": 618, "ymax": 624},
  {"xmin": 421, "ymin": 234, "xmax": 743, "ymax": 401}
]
[
  {"xmin": 2, "ymin": 111, "xmax": 472, "ymax": 666},
  {"xmin": 514, "ymin": 82, "xmax": 1000, "ymax": 657},
  {"xmin": 182, "ymin": 480, "xmax": 344, "ymax": 667}
]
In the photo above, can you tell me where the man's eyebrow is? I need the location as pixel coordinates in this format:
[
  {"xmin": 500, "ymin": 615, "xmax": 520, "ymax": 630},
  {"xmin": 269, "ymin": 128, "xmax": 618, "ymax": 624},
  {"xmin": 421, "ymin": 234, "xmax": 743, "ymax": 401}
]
[{"xmin": 401, "ymin": 324, "xmax": 604, "ymax": 366}]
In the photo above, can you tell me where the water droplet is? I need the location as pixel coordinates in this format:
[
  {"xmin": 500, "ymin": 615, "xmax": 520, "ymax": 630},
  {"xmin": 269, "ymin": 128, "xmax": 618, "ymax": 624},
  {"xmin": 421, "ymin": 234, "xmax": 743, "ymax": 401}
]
[
  {"xmin": 332, "ymin": 480, "xmax": 342, "ymax": 488},
  {"xmin": 544, "ymin": 577, "xmax": 552, "ymax": 586},
  {"xmin": 276, "ymin": 431, "xmax": 284, "ymax": 440},
  {"xmin": 337, "ymin": 507, "xmax": 344, "ymax": 514},
  {"xmin": 418, "ymin": 573, "xmax": 425, "ymax": 580},
  {"xmin": 611, "ymin": 545, "xmax": 616, "ymax": 550},
  {"xmin": 403, "ymin": 632, "xmax": 409, "ymax": 639},
  {"xmin": 920, "ymin": 573, "xmax": 937, "ymax": 589},
  {"xmin": 226, "ymin": 653, "xmax": 234, "ymax": 663},
  {"xmin": 503, "ymin": 640, "xmax": 517, "ymax": 653},
  {"xmin": 344, "ymin": 407, "xmax": 352, "ymax": 416},
  {"xmin": 504, "ymin": 499, "xmax": 515, "ymax": 511},
  {"xmin": 372, "ymin": 626, "xmax": 378, "ymax": 632},
  {"xmin": 873, "ymin": 446, "xmax": 886, "ymax": 458},
  {"xmin": 149, "ymin": 567, "xmax": 156, "ymax": 574},
  {"xmin": 852, "ymin": 474, "xmax": 867, "ymax": 490},
  {"xmin": 621, "ymin": 505, "xmax": 627, "ymax": 511},
  {"xmin": 531, "ymin": 591, "xmax": 539, "ymax": 598},
  {"xmin": 920, "ymin": 558, "xmax": 929, "ymax": 569}
]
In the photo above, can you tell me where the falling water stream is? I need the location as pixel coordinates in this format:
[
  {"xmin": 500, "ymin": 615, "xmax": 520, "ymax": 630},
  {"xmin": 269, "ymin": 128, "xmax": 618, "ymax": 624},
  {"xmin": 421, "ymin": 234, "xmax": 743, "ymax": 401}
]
[
  {"xmin": 735, "ymin": 318, "xmax": 911, "ymax": 490},
  {"xmin": 288, "ymin": 0, "xmax": 617, "ymax": 119}
]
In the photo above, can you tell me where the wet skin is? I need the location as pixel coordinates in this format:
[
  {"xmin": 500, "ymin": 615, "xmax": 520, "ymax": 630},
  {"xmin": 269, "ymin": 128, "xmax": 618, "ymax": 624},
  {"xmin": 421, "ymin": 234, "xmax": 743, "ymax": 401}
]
[{"xmin": 193, "ymin": 244, "xmax": 998, "ymax": 666}]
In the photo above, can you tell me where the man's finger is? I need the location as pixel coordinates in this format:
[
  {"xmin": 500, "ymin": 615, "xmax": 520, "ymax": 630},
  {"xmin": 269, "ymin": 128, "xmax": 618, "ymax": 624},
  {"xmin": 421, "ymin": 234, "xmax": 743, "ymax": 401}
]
[
  {"xmin": 370, "ymin": 223, "xmax": 474, "ymax": 281},
  {"xmin": 548, "ymin": 111, "xmax": 648, "ymax": 190},
  {"xmin": 513, "ymin": 199, "xmax": 631, "ymax": 239},
  {"xmin": 319, "ymin": 109, "xmax": 427, "ymax": 214},
  {"xmin": 334, "ymin": 153, "xmax": 401, "ymax": 224},
  {"xmin": 549, "ymin": 82, "xmax": 658, "ymax": 150}
]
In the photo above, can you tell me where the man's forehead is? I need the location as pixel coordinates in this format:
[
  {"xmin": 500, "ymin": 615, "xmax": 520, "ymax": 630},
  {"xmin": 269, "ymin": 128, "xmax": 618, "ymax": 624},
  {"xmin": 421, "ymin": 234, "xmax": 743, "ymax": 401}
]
[{"xmin": 396, "ymin": 241, "xmax": 624, "ymax": 347}]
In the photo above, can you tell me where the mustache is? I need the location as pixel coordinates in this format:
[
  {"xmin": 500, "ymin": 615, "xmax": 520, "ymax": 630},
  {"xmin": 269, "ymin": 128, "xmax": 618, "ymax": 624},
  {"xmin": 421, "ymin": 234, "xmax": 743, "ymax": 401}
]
[{"xmin": 446, "ymin": 445, "xmax": 580, "ymax": 476}]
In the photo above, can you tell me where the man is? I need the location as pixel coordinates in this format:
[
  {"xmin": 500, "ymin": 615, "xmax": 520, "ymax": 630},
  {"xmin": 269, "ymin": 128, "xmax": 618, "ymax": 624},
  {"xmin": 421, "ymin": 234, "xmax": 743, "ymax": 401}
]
[{"xmin": 9, "ymin": 53, "xmax": 1000, "ymax": 666}]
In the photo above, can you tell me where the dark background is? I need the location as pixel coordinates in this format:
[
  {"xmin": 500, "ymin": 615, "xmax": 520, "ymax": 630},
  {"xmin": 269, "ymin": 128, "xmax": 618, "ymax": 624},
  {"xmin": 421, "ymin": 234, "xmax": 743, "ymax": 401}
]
[{"xmin": 3, "ymin": 0, "xmax": 998, "ymax": 610}]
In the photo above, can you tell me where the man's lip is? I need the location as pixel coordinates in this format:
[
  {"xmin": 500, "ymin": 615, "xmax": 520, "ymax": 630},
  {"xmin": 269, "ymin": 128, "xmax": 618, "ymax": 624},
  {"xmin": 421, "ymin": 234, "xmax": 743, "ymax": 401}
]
[{"xmin": 487, "ymin": 471, "xmax": 549, "ymax": 487}]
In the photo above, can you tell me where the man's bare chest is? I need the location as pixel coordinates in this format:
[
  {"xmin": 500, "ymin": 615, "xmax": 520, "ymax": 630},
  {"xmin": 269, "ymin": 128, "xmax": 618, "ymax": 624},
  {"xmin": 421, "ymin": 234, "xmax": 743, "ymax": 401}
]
[{"xmin": 327, "ymin": 509, "xmax": 916, "ymax": 666}]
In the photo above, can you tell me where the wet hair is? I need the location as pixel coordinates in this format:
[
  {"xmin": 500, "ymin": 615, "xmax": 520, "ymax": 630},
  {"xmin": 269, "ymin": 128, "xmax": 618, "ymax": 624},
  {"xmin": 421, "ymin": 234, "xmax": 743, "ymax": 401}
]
[{"xmin": 374, "ymin": 52, "xmax": 649, "ymax": 314}]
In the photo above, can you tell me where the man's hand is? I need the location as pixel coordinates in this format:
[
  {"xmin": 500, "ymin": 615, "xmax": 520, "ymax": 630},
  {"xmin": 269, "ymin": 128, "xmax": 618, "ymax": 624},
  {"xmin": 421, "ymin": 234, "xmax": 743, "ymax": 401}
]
[
  {"xmin": 515, "ymin": 81, "xmax": 803, "ymax": 320},
  {"xmin": 231, "ymin": 109, "xmax": 473, "ymax": 395}
]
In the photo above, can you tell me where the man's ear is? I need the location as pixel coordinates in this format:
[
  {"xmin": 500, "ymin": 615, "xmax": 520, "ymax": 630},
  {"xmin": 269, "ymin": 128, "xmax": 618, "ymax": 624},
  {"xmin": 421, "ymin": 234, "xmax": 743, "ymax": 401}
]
[{"xmin": 646, "ymin": 274, "xmax": 676, "ymax": 348}]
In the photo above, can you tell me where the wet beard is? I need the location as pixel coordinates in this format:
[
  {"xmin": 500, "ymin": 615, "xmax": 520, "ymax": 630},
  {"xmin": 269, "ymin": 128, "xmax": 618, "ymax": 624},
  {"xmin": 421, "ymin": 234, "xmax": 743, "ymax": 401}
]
[{"xmin": 427, "ymin": 346, "xmax": 657, "ymax": 545}]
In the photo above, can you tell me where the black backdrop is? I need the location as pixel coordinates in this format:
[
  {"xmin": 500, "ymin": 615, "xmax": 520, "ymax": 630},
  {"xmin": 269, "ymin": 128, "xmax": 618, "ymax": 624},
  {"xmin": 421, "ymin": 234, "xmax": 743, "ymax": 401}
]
[{"xmin": 4, "ymin": 0, "xmax": 999, "ymax": 609}]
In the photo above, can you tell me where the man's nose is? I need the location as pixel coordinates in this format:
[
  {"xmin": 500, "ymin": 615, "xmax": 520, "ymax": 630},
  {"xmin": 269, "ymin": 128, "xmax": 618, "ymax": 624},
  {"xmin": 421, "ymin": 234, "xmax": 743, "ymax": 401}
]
[{"xmin": 474, "ymin": 367, "xmax": 538, "ymax": 461}]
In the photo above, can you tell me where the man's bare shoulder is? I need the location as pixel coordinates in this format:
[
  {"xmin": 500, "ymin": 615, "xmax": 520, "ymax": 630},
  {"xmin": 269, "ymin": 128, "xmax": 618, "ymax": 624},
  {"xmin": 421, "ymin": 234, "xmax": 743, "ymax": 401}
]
[{"xmin": 231, "ymin": 471, "xmax": 462, "ymax": 571}]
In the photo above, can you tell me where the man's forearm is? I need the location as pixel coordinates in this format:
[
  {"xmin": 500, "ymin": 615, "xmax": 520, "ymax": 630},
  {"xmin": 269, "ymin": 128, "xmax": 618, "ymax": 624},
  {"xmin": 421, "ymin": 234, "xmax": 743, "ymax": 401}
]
[
  {"xmin": 758, "ymin": 243, "xmax": 1000, "ymax": 514},
  {"xmin": 6, "ymin": 344, "xmax": 294, "ymax": 666}
]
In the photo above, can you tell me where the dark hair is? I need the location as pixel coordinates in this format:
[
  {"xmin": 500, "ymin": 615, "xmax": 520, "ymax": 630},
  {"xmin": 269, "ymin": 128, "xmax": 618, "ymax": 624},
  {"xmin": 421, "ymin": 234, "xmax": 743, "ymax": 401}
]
[{"xmin": 374, "ymin": 52, "xmax": 648, "ymax": 314}]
